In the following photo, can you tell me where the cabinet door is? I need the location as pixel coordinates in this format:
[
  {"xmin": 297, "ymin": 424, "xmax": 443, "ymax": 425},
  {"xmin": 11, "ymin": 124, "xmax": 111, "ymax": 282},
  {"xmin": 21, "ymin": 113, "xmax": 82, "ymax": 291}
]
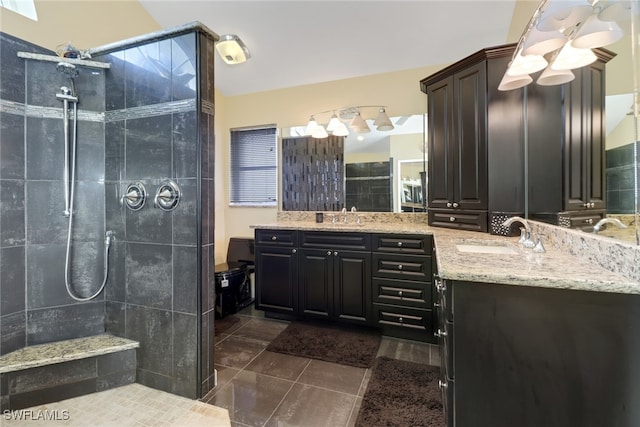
[
  {"xmin": 427, "ymin": 75, "xmax": 455, "ymax": 209},
  {"xmin": 255, "ymin": 245, "xmax": 298, "ymax": 315},
  {"xmin": 564, "ymin": 61, "xmax": 606, "ymax": 211},
  {"xmin": 453, "ymin": 62, "xmax": 487, "ymax": 210},
  {"xmin": 299, "ymin": 248, "xmax": 333, "ymax": 320},
  {"xmin": 333, "ymin": 250, "xmax": 371, "ymax": 325}
]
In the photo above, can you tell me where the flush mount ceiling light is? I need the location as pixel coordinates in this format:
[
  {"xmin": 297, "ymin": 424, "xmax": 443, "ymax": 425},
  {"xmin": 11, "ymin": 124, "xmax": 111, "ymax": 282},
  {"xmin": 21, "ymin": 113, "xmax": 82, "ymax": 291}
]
[
  {"xmin": 304, "ymin": 106, "xmax": 393, "ymax": 139},
  {"xmin": 215, "ymin": 34, "xmax": 250, "ymax": 65},
  {"xmin": 499, "ymin": 0, "xmax": 633, "ymax": 91}
]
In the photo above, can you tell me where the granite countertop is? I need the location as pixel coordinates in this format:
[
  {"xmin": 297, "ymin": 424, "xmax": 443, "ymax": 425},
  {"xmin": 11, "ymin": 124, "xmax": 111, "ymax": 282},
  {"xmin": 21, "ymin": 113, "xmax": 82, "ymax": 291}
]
[
  {"xmin": 0, "ymin": 334, "xmax": 139, "ymax": 373},
  {"xmin": 251, "ymin": 221, "xmax": 640, "ymax": 295}
]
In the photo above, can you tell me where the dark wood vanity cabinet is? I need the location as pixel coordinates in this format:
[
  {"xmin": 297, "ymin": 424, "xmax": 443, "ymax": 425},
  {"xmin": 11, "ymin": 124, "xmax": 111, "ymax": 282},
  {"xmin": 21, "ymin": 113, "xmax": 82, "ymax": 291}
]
[
  {"xmin": 438, "ymin": 279, "xmax": 640, "ymax": 427},
  {"xmin": 422, "ymin": 44, "xmax": 614, "ymax": 233},
  {"xmin": 298, "ymin": 232, "xmax": 371, "ymax": 325},
  {"xmin": 255, "ymin": 229, "xmax": 299, "ymax": 315},
  {"xmin": 528, "ymin": 53, "xmax": 614, "ymax": 228},
  {"xmin": 421, "ymin": 45, "xmax": 526, "ymax": 234},
  {"xmin": 255, "ymin": 228, "xmax": 437, "ymax": 341},
  {"xmin": 370, "ymin": 234, "xmax": 436, "ymax": 343}
]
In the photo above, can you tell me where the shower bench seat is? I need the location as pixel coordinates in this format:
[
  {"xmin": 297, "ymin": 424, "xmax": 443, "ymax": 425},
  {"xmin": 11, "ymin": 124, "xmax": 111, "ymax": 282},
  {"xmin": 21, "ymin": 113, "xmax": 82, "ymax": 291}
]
[{"xmin": 0, "ymin": 334, "xmax": 139, "ymax": 411}]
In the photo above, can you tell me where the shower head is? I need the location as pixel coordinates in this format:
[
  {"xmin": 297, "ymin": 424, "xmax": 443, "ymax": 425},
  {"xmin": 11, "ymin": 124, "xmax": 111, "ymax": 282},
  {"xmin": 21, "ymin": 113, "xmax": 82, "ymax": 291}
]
[{"xmin": 56, "ymin": 62, "xmax": 79, "ymax": 78}]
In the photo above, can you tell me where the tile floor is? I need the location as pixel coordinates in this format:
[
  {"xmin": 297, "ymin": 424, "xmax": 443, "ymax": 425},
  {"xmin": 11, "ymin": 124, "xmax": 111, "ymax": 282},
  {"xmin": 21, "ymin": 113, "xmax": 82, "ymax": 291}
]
[
  {"xmin": 1, "ymin": 306, "xmax": 439, "ymax": 427},
  {"xmin": 2, "ymin": 382, "xmax": 230, "ymax": 427},
  {"xmin": 203, "ymin": 305, "xmax": 440, "ymax": 427}
]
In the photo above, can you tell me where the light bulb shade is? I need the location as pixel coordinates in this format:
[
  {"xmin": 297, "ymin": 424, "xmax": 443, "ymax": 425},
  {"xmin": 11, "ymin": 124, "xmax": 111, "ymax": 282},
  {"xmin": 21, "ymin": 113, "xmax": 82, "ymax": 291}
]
[
  {"xmin": 536, "ymin": 66, "xmax": 575, "ymax": 86},
  {"xmin": 537, "ymin": 4, "xmax": 593, "ymax": 31},
  {"xmin": 572, "ymin": 14, "xmax": 623, "ymax": 49},
  {"xmin": 349, "ymin": 112, "xmax": 370, "ymax": 133},
  {"xmin": 374, "ymin": 108, "xmax": 394, "ymax": 131},
  {"xmin": 305, "ymin": 117, "xmax": 319, "ymax": 136},
  {"xmin": 522, "ymin": 28, "xmax": 567, "ymax": 56},
  {"xmin": 507, "ymin": 50, "xmax": 548, "ymax": 76},
  {"xmin": 498, "ymin": 71, "xmax": 533, "ymax": 91},
  {"xmin": 551, "ymin": 43, "xmax": 597, "ymax": 70},
  {"xmin": 215, "ymin": 34, "xmax": 251, "ymax": 65},
  {"xmin": 332, "ymin": 122, "xmax": 350, "ymax": 137},
  {"xmin": 326, "ymin": 114, "xmax": 341, "ymax": 132},
  {"xmin": 311, "ymin": 125, "xmax": 329, "ymax": 139}
]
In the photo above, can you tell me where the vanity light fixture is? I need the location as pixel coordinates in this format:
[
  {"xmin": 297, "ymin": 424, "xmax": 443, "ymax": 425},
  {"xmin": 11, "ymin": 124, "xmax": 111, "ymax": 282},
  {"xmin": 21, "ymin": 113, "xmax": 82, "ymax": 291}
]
[
  {"xmin": 499, "ymin": 0, "xmax": 634, "ymax": 91},
  {"xmin": 215, "ymin": 34, "xmax": 251, "ymax": 65},
  {"xmin": 304, "ymin": 106, "xmax": 394, "ymax": 139}
]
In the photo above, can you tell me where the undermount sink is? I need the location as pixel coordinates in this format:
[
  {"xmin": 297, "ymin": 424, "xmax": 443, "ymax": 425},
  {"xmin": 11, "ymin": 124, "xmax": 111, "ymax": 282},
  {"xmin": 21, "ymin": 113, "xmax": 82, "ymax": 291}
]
[{"xmin": 454, "ymin": 239, "xmax": 519, "ymax": 255}]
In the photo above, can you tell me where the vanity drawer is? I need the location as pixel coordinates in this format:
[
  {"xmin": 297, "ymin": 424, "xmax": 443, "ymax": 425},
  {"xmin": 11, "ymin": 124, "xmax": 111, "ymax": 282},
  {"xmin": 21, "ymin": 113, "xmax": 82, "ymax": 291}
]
[
  {"xmin": 372, "ymin": 253, "xmax": 432, "ymax": 282},
  {"xmin": 299, "ymin": 231, "xmax": 371, "ymax": 251},
  {"xmin": 372, "ymin": 234, "xmax": 433, "ymax": 255},
  {"xmin": 371, "ymin": 277, "xmax": 432, "ymax": 309},
  {"xmin": 428, "ymin": 209, "xmax": 488, "ymax": 232},
  {"xmin": 255, "ymin": 229, "xmax": 298, "ymax": 247},
  {"xmin": 372, "ymin": 304, "xmax": 433, "ymax": 342}
]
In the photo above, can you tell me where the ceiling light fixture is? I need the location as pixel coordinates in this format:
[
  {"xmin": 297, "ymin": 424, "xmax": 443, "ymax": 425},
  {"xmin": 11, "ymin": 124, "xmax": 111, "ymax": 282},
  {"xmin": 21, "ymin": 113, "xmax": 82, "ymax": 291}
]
[
  {"xmin": 304, "ymin": 106, "xmax": 394, "ymax": 139},
  {"xmin": 215, "ymin": 34, "xmax": 251, "ymax": 65},
  {"xmin": 499, "ymin": 0, "xmax": 632, "ymax": 91}
]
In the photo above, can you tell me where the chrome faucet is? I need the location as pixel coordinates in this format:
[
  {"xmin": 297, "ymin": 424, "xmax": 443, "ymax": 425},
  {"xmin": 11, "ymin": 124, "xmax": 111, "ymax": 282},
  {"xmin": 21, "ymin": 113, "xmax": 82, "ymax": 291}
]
[
  {"xmin": 502, "ymin": 216, "xmax": 536, "ymax": 249},
  {"xmin": 592, "ymin": 217, "xmax": 627, "ymax": 234},
  {"xmin": 341, "ymin": 207, "xmax": 348, "ymax": 223}
]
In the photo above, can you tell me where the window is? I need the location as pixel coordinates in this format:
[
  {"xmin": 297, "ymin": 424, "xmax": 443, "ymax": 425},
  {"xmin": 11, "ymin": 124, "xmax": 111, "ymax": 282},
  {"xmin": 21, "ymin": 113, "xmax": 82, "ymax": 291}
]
[
  {"xmin": 229, "ymin": 126, "xmax": 277, "ymax": 206},
  {"xmin": 1, "ymin": 0, "xmax": 37, "ymax": 20}
]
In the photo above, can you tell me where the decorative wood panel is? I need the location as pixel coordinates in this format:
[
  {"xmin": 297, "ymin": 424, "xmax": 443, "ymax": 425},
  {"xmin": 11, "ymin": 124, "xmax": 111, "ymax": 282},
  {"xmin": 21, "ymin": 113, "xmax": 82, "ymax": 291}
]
[{"xmin": 282, "ymin": 136, "xmax": 344, "ymax": 211}]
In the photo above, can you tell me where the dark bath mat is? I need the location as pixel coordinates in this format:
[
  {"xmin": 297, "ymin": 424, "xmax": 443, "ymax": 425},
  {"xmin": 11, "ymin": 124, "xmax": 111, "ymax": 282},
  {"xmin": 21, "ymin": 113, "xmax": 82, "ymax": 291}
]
[
  {"xmin": 356, "ymin": 356, "xmax": 445, "ymax": 427},
  {"xmin": 266, "ymin": 321, "xmax": 381, "ymax": 368}
]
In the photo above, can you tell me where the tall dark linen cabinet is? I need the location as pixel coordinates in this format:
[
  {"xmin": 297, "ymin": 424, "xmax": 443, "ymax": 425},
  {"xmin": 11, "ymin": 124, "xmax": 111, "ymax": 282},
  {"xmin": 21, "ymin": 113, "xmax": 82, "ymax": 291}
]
[{"xmin": 420, "ymin": 43, "xmax": 613, "ymax": 234}]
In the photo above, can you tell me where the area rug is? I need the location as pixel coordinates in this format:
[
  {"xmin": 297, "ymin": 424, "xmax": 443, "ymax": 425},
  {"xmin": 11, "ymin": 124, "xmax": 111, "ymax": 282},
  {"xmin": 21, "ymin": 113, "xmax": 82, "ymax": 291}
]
[
  {"xmin": 266, "ymin": 321, "xmax": 381, "ymax": 368},
  {"xmin": 355, "ymin": 356, "xmax": 445, "ymax": 427}
]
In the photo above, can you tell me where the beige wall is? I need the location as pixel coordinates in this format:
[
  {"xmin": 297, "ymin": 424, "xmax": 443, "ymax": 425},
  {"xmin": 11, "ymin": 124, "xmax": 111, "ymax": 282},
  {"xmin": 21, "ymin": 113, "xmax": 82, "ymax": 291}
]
[{"xmin": 0, "ymin": 0, "xmax": 161, "ymax": 52}]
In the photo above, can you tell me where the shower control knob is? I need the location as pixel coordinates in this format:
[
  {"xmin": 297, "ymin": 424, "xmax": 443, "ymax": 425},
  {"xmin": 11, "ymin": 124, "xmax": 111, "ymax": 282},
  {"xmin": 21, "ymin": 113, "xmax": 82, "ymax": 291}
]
[
  {"xmin": 121, "ymin": 182, "xmax": 146, "ymax": 211},
  {"xmin": 154, "ymin": 181, "xmax": 181, "ymax": 211}
]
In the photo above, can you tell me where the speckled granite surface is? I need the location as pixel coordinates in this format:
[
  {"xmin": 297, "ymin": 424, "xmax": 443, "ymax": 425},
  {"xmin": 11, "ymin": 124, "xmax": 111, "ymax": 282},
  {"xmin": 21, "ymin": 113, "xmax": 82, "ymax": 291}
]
[
  {"xmin": 0, "ymin": 334, "xmax": 139, "ymax": 373},
  {"xmin": 253, "ymin": 215, "xmax": 640, "ymax": 295}
]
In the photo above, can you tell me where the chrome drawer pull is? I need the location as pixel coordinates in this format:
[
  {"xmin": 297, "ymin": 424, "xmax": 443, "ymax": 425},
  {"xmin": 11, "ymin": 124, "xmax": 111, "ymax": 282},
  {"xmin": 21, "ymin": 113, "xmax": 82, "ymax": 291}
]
[
  {"xmin": 271, "ymin": 236, "xmax": 277, "ymax": 241},
  {"xmin": 397, "ymin": 264, "xmax": 403, "ymax": 270},
  {"xmin": 398, "ymin": 317, "xmax": 404, "ymax": 323},
  {"xmin": 452, "ymin": 202, "xmax": 459, "ymax": 208},
  {"xmin": 449, "ymin": 217, "xmax": 456, "ymax": 222},
  {"xmin": 327, "ymin": 251, "xmax": 332, "ymax": 255},
  {"xmin": 398, "ymin": 290, "xmax": 403, "ymax": 297},
  {"xmin": 397, "ymin": 241, "xmax": 403, "ymax": 247},
  {"xmin": 292, "ymin": 249, "xmax": 297, "ymax": 254}
]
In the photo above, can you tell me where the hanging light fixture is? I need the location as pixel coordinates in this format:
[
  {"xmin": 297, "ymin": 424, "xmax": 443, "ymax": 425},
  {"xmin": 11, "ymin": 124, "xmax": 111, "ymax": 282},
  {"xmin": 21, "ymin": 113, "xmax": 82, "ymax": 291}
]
[
  {"xmin": 550, "ymin": 42, "xmax": 597, "ymax": 70},
  {"xmin": 572, "ymin": 13, "xmax": 623, "ymax": 48},
  {"xmin": 498, "ymin": 0, "xmax": 632, "ymax": 91},
  {"xmin": 326, "ymin": 112, "xmax": 341, "ymax": 133},
  {"xmin": 215, "ymin": 34, "xmax": 251, "ymax": 65},
  {"xmin": 332, "ymin": 122, "xmax": 350, "ymax": 137},
  {"xmin": 498, "ymin": 70, "xmax": 534, "ymax": 91},
  {"xmin": 536, "ymin": 65, "xmax": 575, "ymax": 85},
  {"xmin": 305, "ymin": 116, "xmax": 319, "ymax": 136},
  {"xmin": 374, "ymin": 108, "xmax": 394, "ymax": 131},
  {"xmin": 349, "ymin": 111, "xmax": 371, "ymax": 133}
]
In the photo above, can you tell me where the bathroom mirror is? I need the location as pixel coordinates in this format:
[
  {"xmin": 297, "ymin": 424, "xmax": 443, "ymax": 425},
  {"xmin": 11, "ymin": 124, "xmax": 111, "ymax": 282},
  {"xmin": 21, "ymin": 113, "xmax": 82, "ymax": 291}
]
[{"xmin": 282, "ymin": 114, "xmax": 426, "ymax": 213}]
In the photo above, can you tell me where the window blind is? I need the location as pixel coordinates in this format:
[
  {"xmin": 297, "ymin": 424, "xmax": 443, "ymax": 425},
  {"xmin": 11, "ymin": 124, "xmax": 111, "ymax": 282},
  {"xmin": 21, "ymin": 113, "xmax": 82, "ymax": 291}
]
[{"xmin": 229, "ymin": 126, "xmax": 277, "ymax": 205}]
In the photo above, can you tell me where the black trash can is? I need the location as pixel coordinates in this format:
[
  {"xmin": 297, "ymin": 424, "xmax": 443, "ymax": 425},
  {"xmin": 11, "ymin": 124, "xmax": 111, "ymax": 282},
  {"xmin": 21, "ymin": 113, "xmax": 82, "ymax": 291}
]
[{"xmin": 214, "ymin": 237, "xmax": 255, "ymax": 318}]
